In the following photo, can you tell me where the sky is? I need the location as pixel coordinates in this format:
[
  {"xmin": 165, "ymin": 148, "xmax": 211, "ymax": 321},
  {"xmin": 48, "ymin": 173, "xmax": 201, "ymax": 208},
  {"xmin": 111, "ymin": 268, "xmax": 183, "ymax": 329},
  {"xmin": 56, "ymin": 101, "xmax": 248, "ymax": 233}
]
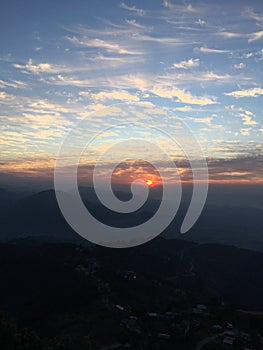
[{"xmin": 0, "ymin": 0, "xmax": 262, "ymax": 188}]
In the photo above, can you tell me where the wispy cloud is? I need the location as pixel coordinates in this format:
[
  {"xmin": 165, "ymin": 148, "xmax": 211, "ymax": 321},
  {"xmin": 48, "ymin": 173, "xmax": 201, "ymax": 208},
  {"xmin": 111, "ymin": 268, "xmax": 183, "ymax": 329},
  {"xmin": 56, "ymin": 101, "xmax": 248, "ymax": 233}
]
[
  {"xmin": 13, "ymin": 59, "xmax": 74, "ymax": 74},
  {"xmin": 240, "ymin": 128, "xmax": 251, "ymax": 136},
  {"xmin": 199, "ymin": 46, "xmax": 230, "ymax": 54},
  {"xmin": 79, "ymin": 90, "xmax": 140, "ymax": 101},
  {"xmin": 87, "ymin": 53, "xmax": 145, "ymax": 68},
  {"xmin": 173, "ymin": 58, "xmax": 200, "ymax": 69},
  {"xmin": 243, "ymin": 7, "xmax": 263, "ymax": 22},
  {"xmin": 163, "ymin": 1, "xmax": 197, "ymax": 13},
  {"xmin": 248, "ymin": 31, "xmax": 263, "ymax": 42},
  {"xmin": 192, "ymin": 117, "xmax": 213, "ymax": 124},
  {"xmin": 152, "ymin": 86, "xmax": 216, "ymax": 105},
  {"xmin": 164, "ymin": 71, "xmax": 233, "ymax": 83},
  {"xmin": 207, "ymin": 155, "xmax": 263, "ymax": 183},
  {"xmin": 242, "ymin": 52, "xmax": 253, "ymax": 59},
  {"xmin": 0, "ymin": 92, "xmax": 15, "ymax": 101},
  {"xmin": 43, "ymin": 74, "xmax": 93, "ymax": 87},
  {"xmin": 125, "ymin": 19, "xmax": 150, "ymax": 30},
  {"xmin": 225, "ymin": 87, "xmax": 263, "ymax": 98},
  {"xmin": 242, "ymin": 115, "xmax": 257, "ymax": 125},
  {"xmin": 234, "ymin": 63, "xmax": 246, "ymax": 69},
  {"xmin": 132, "ymin": 33, "xmax": 192, "ymax": 45},
  {"xmin": 217, "ymin": 31, "xmax": 246, "ymax": 39},
  {"xmin": 0, "ymin": 79, "xmax": 27, "ymax": 89},
  {"xmin": 217, "ymin": 30, "xmax": 263, "ymax": 42},
  {"xmin": 120, "ymin": 2, "xmax": 146, "ymax": 16},
  {"xmin": 175, "ymin": 105, "xmax": 194, "ymax": 112},
  {"xmin": 66, "ymin": 36, "xmax": 143, "ymax": 55},
  {"xmin": 195, "ymin": 18, "xmax": 206, "ymax": 25}
]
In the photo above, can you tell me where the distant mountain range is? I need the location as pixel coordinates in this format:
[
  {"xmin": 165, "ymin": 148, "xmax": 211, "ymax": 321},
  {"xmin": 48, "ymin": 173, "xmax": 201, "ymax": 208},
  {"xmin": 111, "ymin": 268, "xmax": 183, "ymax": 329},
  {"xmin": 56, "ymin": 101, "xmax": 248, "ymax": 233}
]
[{"xmin": 0, "ymin": 186, "xmax": 262, "ymax": 252}]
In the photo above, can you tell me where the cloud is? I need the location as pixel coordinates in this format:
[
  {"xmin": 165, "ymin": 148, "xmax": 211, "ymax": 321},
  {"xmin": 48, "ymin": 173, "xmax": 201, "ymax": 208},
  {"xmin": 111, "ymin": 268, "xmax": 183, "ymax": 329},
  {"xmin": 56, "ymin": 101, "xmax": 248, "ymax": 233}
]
[
  {"xmin": 125, "ymin": 19, "xmax": 149, "ymax": 29},
  {"xmin": 86, "ymin": 53, "xmax": 145, "ymax": 69},
  {"xmin": 217, "ymin": 30, "xmax": 263, "ymax": 42},
  {"xmin": 234, "ymin": 63, "xmax": 245, "ymax": 69},
  {"xmin": 243, "ymin": 52, "xmax": 253, "ymax": 59},
  {"xmin": 0, "ymin": 107, "xmax": 72, "ymax": 153},
  {"xmin": 91, "ymin": 53, "xmax": 138, "ymax": 64},
  {"xmin": 243, "ymin": 7, "xmax": 263, "ymax": 22},
  {"xmin": 21, "ymin": 112, "xmax": 72, "ymax": 127},
  {"xmin": 44, "ymin": 74, "xmax": 93, "ymax": 87},
  {"xmin": 152, "ymin": 86, "xmax": 216, "ymax": 105},
  {"xmin": 0, "ymin": 92, "xmax": 8, "ymax": 99},
  {"xmin": 66, "ymin": 36, "xmax": 142, "ymax": 55},
  {"xmin": 107, "ymin": 74, "xmax": 151, "ymax": 91},
  {"xmin": 173, "ymin": 58, "xmax": 200, "ymax": 69},
  {"xmin": 163, "ymin": 1, "xmax": 197, "ymax": 13},
  {"xmin": 79, "ymin": 90, "xmax": 140, "ymax": 101},
  {"xmin": 168, "ymin": 71, "xmax": 232, "ymax": 82},
  {"xmin": 0, "ymin": 92, "xmax": 15, "ymax": 101},
  {"xmin": 242, "ymin": 115, "xmax": 257, "ymax": 126},
  {"xmin": 43, "ymin": 73, "xmax": 151, "ymax": 90},
  {"xmin": 0, "ymin": 79, "xmax": 27, "ymax": 89},
  {"xmin": 13, "ymin": 59, "xmax": 73, "ymax": 75},
  {"xmin": 199, "ymin": 46, "xmax": 230, "ymax": 54},
  {"xmin": 193, "ymin": 117, "xmax": 213, "ymax": 124},
  {"xmin": 240, "ymin": 128, "xmax": 251, "ymax": 136},
  {"xmin": 198, "ymin": 72, "xmax": 231, "ymax": 81},
  {"xmin": 156, "ymin": 71, "xmax": 234, "ymax": 88},
  {"xmin": 225, "ymin": 87, "xmax": 263, "ymax": 98},
  {"xmin": 206, "ymin": 155, "xmax": 263, "ymax": 183},
  {"xmin": 120, "ymin": 2, "xmax": 146, "ymax": 16},
  {"xmin": 195, "ymin": 18, "xmax": 206, "ymax": 25},
  {"xmin": 225, "ymin": 106, "xmax": 258, "ymax": 126},
  {"xmin": 217, "ymin": 31, "xmax": 246, "ymax": 39},
  {"xmin": 0, "ymin": 53, "xmax": 13, "ymax": 62},
  {"xmin": 175, "ymin": 105, "xmax": 193, "ymax": 112},
  {"xmin": 27, "ymin": 99, "xmax": 73, "ymax": 114},
  {"xmin": 132, "ymin": 33, "xmax": 189, "ymax": 45},
  {"xmin": 248, "ymin": 31, "xmax": 263, "ymax": 42}
]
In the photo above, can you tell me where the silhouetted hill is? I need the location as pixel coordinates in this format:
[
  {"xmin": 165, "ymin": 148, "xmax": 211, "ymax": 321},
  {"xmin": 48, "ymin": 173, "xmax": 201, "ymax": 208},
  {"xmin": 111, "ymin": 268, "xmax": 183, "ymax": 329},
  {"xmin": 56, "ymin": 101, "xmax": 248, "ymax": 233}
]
[
  {"xmin": 1, "ymin": 238, "xmax": 263, "ymax": 313},
  {"xmin": 0, "ymin": 238, "xmax": 262, "ymax": 349}
]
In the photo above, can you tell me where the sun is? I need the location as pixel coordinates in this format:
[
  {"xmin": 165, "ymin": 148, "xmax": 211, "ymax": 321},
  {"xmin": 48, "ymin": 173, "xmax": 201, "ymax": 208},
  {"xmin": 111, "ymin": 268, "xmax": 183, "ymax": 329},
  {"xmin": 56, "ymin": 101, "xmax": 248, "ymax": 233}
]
[{"xmin": 146, "ymin": 179, "xmax": 153, "ymax": 186}]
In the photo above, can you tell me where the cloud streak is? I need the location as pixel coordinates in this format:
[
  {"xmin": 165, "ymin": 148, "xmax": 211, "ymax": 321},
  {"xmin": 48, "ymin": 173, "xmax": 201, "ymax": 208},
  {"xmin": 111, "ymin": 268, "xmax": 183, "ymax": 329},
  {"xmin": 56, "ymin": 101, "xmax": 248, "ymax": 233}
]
[
  {"xmin": 199, "ymin": 46, "xmax": 230, "ymax": 54},
  {"xmin": 120, "ymin": 2, "xmax": 146, "ymax": 16},
  {"xmin": 225, "ymin": 87, "xmax": 263, "ymax": 98},
  {"xmin": 79, "ymin": 90, "xmax": 140, "ymax": 101},
  {"xmin": 66, "ymin": 36, "xmax": 143, "ymax": 55},
  {"xmin": 152, "ymin": 86, "xmax": 216, "ymax": 105},
  {"xmin": 173, "ymin": 58, "xmax": 200, "ymax": 69}
]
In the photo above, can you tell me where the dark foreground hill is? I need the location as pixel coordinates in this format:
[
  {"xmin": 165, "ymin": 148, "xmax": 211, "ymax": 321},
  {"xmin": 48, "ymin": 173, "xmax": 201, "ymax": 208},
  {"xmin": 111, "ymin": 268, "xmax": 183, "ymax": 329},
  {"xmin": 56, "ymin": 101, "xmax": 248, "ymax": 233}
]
[{"xmin": 0, "ymin": 238, "xmax": 262, "ymax": 349}]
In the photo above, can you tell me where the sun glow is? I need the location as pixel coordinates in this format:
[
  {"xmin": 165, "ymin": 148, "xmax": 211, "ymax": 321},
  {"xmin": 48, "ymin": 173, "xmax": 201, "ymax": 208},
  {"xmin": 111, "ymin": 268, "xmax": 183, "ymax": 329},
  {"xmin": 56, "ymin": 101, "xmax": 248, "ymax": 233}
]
[{"xmin": 146, "ymin": 179, "xmax": 153, "ymax": 186}]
